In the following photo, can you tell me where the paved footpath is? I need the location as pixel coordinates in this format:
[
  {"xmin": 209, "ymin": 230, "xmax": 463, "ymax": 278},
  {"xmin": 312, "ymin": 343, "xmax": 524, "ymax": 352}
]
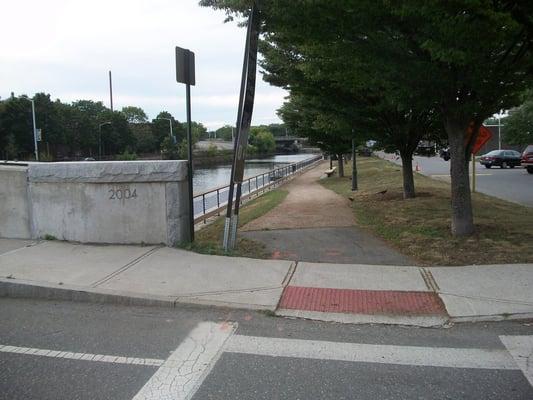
[
  {"xmin": 242, "ymin": 161, "xmax": 414, "ymax": 265},
  {"xmin": 1, "ymin": 239, "xmax": 532, "ymax": 327}
]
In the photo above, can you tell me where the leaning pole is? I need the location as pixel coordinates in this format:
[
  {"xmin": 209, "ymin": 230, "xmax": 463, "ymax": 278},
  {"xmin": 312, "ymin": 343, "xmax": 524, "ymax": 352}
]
[{"xmin": 223, "ymin": 4, "xmax": 260, "ymax": 251}]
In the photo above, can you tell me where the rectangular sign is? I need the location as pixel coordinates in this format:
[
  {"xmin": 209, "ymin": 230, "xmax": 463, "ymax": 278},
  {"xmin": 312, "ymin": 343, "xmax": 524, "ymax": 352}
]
[
  {"xmin": 175, "ymin": 47, "xmax": 195, "ymax": 86},
  {"xmin": 36, "ymin": 128, "xmax": 42, "ymax": 141}
]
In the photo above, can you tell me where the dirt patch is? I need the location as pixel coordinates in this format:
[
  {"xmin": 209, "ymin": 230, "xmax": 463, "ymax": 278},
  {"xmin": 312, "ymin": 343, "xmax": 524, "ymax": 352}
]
[{"xmin": 241, "ymin": 162, "xmax": 357, "ymax": 231}]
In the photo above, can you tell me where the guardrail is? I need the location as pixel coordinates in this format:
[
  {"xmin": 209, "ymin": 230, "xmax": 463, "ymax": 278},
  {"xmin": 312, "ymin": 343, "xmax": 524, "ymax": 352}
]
[{"xmin": 193, "ymin": 155, "xmax": 322, "ymax": 223}]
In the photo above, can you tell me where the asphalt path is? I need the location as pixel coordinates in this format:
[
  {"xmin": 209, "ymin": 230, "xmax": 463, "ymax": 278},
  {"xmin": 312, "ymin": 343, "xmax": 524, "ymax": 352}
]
[
  {"xmin": 382, "ymin": 153, "xmax": 533, "ymax": 207},
  {"xmin": 1, "ymin": 298, "xmax": 532, "ymax": 399}
]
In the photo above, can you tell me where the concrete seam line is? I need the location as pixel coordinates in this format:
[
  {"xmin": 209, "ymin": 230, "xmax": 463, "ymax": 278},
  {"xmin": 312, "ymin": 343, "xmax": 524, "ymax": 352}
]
[
  {"xmin": 281, "ymin": 261, "xmax": 298, "ymax": 288},
  {"xmin": 0, "ymin": 344, "xmax": 164, "ymax": 367},
  {"xmin": 419, "ymin": 267, "xmax": 440, "ymax": 292},
  {"xmin": 0, "ymin": 240, "xmax": 44, "ymax": 258},
  {"xmin": 175, "ymin": 285, "xmax": 283, "ymax": 298},
  {"xmin": 225, "ymin": 335, "xmax": 519, "ymax": 370},
  {"xmin": 132, "ymin": 321, "xmax": 237, "ymax": 400},
  {"xmin": 276, "ymin": 261, "xmax": 299, "ymax": 312},
  {"xmin": 90, "ymin": 246, "xmax": 163, "ymax": 287},
  {"xmin": 439, "ymin": 292, "xmax": 533, "ymax": 306}
]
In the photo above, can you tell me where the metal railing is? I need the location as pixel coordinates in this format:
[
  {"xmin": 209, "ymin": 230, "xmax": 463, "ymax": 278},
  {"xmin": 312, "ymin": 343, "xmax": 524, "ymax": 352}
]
[{"xmin": 193, "ymin": 155, "xmax": 322, "ymax": 223}]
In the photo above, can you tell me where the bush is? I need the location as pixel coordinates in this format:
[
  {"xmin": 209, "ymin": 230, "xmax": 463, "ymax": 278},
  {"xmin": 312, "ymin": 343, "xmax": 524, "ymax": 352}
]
[
  {"xmin": 206, "ymin": 144, "xmax": 219, "ymax": 157},
  {"xmin": 249, "ymin": 128, "xmax": 275, "ymax": 154},
  {"xmin": 116, "ymin": 150, "xmax": 137, "ymax": 160}
]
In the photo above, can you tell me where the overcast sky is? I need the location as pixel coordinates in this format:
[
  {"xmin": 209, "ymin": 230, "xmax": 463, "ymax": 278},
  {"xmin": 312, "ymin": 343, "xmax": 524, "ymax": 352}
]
[{"xmin": 0, "ymin": 0, "xmax": 287, "ymax": 130}]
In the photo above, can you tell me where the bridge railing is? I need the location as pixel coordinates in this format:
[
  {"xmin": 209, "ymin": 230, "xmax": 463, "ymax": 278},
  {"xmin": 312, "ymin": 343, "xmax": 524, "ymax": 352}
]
[{"xmin": 193, "ymin": 154, "xmax": 322, "ymax": 223}]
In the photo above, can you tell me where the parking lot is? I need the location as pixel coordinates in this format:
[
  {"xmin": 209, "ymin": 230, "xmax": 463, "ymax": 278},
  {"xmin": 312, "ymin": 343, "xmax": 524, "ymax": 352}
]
[{"xmin": 384, "ymin": 154, "xmax": 533, "ymax": 207}]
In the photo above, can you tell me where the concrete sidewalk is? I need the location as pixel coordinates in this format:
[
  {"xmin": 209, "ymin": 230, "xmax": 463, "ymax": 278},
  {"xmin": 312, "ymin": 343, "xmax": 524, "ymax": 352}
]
[
  {"xmin": 241, "ymin": 161, "xmax": 413, "ymax": 265},
  {"xmin": 1, "ymin": 239, "xmax": 532, "ymax": 326}
]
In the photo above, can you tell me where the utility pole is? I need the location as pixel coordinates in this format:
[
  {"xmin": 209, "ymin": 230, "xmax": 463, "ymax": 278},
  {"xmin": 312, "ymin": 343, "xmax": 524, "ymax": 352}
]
[
  {"xmin": 109, "ymin": 70, "xmax": 114, "ymax": 112},
  {"xmin": 21, "ymin": 97, "xmax": 39, "ymax": 161}
]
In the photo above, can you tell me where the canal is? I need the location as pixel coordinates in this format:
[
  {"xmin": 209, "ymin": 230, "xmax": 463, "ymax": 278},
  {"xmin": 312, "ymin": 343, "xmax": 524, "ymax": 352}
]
[{"xmin": 193, "ymin": 153, "xmax": 316, "ymax": 194}]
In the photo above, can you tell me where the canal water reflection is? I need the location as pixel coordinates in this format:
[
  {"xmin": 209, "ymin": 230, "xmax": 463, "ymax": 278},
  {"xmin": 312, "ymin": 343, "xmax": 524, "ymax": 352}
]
[{"xmin": 193, "ymin": 153, "xmax": 316, "ymax": 194}]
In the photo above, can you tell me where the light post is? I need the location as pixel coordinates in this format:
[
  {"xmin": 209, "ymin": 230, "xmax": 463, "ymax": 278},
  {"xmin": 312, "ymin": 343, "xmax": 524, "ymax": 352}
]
[
  {"xmin": 20, "ymin": 97, "xmax": 39, "ymax": 161},
  {"xmin": 155, "ymin": 117, "xmax": 175, "ymax": 142},
  {"xmin": 98, "ymin": 122, "xmax": 112, "ymax": 160}
]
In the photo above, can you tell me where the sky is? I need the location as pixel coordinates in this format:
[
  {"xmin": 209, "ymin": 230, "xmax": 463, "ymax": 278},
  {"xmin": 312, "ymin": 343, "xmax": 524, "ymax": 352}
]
[{"xmin": 0, "ymin": 0, "xmax": 287, "ymax": 130}]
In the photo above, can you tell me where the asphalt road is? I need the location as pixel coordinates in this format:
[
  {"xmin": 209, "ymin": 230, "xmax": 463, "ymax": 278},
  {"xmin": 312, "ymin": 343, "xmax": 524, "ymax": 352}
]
[
  {"xmin": 1, "ymin": 298, "xmax": 532, "ymax": 399},
  {"xmin": 383, "ymin": 153, "xmax": 533, "ymax": 207}
]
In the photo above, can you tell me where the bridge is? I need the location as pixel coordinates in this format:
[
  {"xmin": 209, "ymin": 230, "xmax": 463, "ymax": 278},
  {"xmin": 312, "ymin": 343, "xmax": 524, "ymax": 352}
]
[{"xmin": 274, "ymin": 136, "xmax": 307, "ymax": 152}]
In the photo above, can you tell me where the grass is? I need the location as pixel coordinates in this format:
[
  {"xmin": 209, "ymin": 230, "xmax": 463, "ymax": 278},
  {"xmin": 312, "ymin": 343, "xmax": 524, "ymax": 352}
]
[
  {"xmin": 184, "ymin": 189, "xmax": 289, "ymax": 258},
  {"xmin": 320, "ymin": 157, "xmax": 533, "ymax": 266}
]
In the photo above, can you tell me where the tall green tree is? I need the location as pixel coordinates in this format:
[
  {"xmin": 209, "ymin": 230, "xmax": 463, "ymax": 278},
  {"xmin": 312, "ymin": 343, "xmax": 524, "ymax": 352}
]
[
  {"xmin": 201, "ymin": 0, "xmax": 533, "ymax": 235},
  {"xmin": 121, "ymin": 106, "xmax": 148, "ymax": 123},
  {"xmin": 503, "ymin": 91, "xmax": 533, "ymax": 147},
  {"xmin": 249, "ymin": 126, "xmax": 276, "ymax": 154},
  {"xmin": 215, "ymin": 125, "xmax": 234, "ymax": 141}
]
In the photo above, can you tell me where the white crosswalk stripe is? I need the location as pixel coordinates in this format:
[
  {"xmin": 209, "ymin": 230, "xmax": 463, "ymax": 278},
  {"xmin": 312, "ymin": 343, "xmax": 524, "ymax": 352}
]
[{"xmin": 0, "ymin": 344, "xmax": 164, "ymax": 367}]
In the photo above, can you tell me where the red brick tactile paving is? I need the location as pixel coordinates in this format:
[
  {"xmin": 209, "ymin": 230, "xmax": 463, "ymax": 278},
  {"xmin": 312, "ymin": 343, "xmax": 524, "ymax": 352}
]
[{"xmin": 279, "ymin": 286, "xmax": 447, "ymax": 316}]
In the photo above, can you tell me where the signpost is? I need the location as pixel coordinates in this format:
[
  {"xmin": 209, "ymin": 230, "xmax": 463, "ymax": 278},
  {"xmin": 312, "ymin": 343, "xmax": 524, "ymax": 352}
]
[
  {"xmin": 223, "ymin": 4, "xmax": 260, "ymax": 251},
  {"xmin": 470, "ymin": 125, "xmax": 493, "ymax": 193},
  {"xmin": 175, "ymin": 46, "xmax": 196, "ymax": 242}
]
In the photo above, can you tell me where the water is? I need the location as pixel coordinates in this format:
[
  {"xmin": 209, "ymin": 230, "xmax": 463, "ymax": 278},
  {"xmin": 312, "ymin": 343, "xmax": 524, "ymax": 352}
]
[{"xmin": 193, "ymin": 153, "xmax": 315, "ymax": 194}]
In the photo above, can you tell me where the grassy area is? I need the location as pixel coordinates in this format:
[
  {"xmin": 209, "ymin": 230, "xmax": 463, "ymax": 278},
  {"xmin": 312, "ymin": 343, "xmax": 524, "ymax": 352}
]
[
  {"xmin": 184, "ymin": 189, "xmax": 289, "ymax": 258},
  {"xmin": 321, "ymin": 157, "xmax": 533, "ymax": 266}
]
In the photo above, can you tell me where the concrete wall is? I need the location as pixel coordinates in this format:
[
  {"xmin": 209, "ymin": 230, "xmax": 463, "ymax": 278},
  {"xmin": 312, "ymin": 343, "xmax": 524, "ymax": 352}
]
[
  {"xmin": 0, "ymin": 165, "xmax": 32, "ymax": 239},
  {"xmin": 0, "ymin": 161, "xmax": 191, "ymax": 246}
]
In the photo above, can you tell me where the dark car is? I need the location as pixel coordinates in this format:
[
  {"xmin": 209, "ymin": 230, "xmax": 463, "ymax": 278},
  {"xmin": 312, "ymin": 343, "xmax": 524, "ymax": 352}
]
[
  {"xmin": 439, "ymin": 148, "xmax": 450, "ymax": 161},
  {"xmin": 521, "ymin": 145, "xmax": 533, "ymax": 174},
  {"xmin": 479, "ymin": 150, "xmax": 521, "ymax": 169}
]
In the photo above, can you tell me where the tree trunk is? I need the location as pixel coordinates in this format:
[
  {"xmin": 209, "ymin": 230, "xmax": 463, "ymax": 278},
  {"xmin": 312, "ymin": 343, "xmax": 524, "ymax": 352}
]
[
  {"xmin": 337, "ymin": 154, "xmax": 344, "ymax": 177},
  {"xmin": 446, "ymin": 118, "xmax": 475, "ymax": 236},
  {"xmin": 351, "ymin": 140, "xmax": 358, "ymax": 191},
  {"xmin": 400, "ymin": 151, "xmax": 415, "ymax": 199}
]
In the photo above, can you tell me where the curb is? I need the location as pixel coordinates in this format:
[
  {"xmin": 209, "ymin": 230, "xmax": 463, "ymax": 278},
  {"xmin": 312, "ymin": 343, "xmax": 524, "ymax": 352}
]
[
  {"xmin": 0, "ymin": 278, "xmax": 176, "ymax": 308},
  {"xmin": 1, "ymin": 278, "xmax": 531, "ymax": 327},
  {"xmin": 276, "ymin": 309, "xmax": 450, "ymax": 327},
  {"xmin": 0, "ymin": 278, "xmax": 279, "ymax": 312}
]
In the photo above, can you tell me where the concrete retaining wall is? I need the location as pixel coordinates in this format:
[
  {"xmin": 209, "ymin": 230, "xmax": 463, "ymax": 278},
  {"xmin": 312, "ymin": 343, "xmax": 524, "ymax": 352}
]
[
  {"xmin": 0, "ymin": 161, "xmax": 191, "ymax": 245},
  {"xmin": 0, "ymin": 166, "xmax": 32, "ymax": 239}
]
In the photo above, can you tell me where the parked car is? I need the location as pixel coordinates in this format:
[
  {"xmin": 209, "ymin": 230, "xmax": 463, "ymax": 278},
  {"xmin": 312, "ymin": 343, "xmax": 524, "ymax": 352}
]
[
  {"xmin": 479, "ymin": 149, "xmax": 522, "ymax": 169},
  {"xmin": 521, "ymin": 145, "xmax": 533, "ymax": 174},
  {"xmin": 439, "ymin": 148, "xmax": 450, "ymax": 161}
]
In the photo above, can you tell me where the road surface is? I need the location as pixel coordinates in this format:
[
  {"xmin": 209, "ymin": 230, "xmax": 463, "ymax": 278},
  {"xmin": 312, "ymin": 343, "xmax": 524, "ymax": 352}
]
[
  {"xmin": 1, "ymin": 298, "xmax": 532, "ymax": 399},
  {"xmin": 382, "ymin": 153, "xmax": 533, "ymax": 207}
]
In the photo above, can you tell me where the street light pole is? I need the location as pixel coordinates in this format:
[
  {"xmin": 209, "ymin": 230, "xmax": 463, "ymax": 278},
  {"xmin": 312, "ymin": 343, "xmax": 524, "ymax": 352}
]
[
  {"xmin": 98, "ymin": 122, "xmax": 112, "ymax": 160},
  {"xmin": 30, "ymin": 100, "xmax": 38, "ymax": 161},
  {"xmin": 155, "ymin": 118, "xmax": 174, "ymax": 142}
]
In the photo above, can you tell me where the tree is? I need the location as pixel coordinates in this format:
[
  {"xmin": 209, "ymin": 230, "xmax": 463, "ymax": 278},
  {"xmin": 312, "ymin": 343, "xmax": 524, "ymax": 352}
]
[
  {"xmin": 152, "ymin": 111, "xmax": 185, "ymax": 148},
  {"xmin": 503, "ymin": 92, "xmax": 533, "ymax": 147},
  {"xmin": 121, "ymin": 106, "xmax": 148, "ymax": 123},
  {"xmin": 0, "ymin": 95, "xmax": 36, "ymax": 159},
  {"xmin": 182, "ymin": 121, "xmax": 206, "ymax": 144},
  {"xmin": 278, "ymin": 95, "xmax": 353, "ymax": 177},
  {"xmin": 99, "ymin": 111, "xmax": 135, "ymax": 156},
  {"xmin": 131, "ymin": 123, "xmax": 158, "ymax": 153},
  {"xmin": 201, "ymin": 0, "xmax": 533, "ymax": 235},
  {"xmin": 215, "ymin": 125, "xmax": 234, "ymax": 141},
  {"xmin": 249, "ymin": 126, "xmax": 275, "ymax": 154}
]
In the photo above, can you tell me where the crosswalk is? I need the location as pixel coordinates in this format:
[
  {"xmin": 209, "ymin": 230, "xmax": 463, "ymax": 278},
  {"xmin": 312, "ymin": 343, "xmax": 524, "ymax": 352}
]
[{"xmin": 1, "ymin": 321, "xmax": 532, "ymax": 399}]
